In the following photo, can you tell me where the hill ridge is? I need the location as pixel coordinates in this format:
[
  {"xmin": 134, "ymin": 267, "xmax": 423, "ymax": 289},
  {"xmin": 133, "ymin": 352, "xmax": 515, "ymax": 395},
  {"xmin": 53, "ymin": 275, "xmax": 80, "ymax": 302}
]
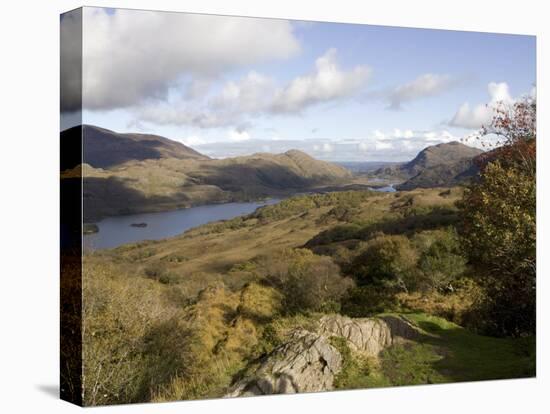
[{"xmin": 61, "ymin": 124, "xmax": 209, "ymax": 170}]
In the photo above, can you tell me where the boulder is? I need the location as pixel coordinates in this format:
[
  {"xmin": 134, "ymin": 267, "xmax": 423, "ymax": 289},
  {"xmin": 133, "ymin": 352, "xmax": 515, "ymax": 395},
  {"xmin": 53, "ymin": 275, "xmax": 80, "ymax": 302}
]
[
  {"xmin": 225, "ymin": 314, "xmax": 418, "ymax": 397},
  {"xmin": 225, "ymin": 330, "xmax": 341, "ymax": 397},
  {"xmin": 318, "ymin": 314, "xmax": 418, "ymax": 356}
]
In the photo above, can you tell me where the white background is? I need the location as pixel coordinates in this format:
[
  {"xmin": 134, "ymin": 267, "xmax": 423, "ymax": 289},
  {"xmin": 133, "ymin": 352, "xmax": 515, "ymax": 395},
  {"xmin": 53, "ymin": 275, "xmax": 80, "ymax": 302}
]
[{"xmin": 0, "ymin": 0, "xmax": 547, "ymax": 412}]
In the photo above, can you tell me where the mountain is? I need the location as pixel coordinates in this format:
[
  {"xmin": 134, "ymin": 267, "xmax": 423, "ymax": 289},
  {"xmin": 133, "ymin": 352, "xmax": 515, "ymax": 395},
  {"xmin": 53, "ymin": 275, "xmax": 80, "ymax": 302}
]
[
  {"xmin": 61, "ymin": 125, "xmax": 208, "ymax": 170},
  {"xmin": 401, "ymin": 141, "xmax": 484, "ymax": 176},
  {"xmin": 201, "ymin": 149, "xmax": 351, "ymax": 192},
  {"xmin": 372, "ymin": 141, "xmax": 483, "ymax": 190},
  {"xmin": 62, "ymin": 125, "xmax": 352, "ymax": 221},
  {"xmin": 395, "ymin": 158, "xmax": 480, "ymax": 190}
]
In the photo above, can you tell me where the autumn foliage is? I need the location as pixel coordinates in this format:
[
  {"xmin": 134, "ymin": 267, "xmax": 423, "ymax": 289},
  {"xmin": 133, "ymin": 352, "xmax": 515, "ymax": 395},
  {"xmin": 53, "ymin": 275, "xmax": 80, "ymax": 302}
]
[{"xmin": 459, "ymin": 97, "xmax": 536, "ymax": 336}]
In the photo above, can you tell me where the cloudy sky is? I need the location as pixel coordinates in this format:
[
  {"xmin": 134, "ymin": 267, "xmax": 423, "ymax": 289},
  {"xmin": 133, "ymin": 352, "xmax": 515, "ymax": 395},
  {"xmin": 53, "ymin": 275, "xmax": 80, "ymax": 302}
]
[{"xmin": 61, "ymin": 7, "xmax": 536, "ymax": 161}]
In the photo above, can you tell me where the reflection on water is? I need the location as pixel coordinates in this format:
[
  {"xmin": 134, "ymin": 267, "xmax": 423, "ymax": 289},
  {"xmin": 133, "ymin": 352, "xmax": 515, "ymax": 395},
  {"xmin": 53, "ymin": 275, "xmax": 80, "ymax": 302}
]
[
  {"xmin": 369, "ymin": 184, "xmax": 397, "ymax": 193},
  {"xmin": 83, "ymin": 199, "xmax": 279, "ymax": 251}
]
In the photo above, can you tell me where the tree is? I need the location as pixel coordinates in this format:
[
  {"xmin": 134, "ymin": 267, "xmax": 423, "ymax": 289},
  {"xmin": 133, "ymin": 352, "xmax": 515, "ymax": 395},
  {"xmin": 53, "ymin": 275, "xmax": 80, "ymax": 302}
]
[
  {"xmin": 459, "ymin": 97, "xmax": 536, "ymax": 336},
  {"xmin": 418, "ymin": 228, "xmax": 467, "ymax": 292},
  {"xmin": 351, "ymin": 234, "xmax": 418, "ymax": 292}
]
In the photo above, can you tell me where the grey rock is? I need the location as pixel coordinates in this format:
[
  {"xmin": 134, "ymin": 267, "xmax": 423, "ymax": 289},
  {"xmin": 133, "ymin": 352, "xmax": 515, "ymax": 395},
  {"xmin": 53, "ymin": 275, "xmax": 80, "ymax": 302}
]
[
  {"xmin": 318, "ymin": 314, "xmax": 418, "ymax": 356},
  {"xmin": 225, "ymin": 330, "xmax": 341, "ymax": 397},
  {"xmin": 225, "ymin": 314, "xmax": 418, "ymax": 397}
]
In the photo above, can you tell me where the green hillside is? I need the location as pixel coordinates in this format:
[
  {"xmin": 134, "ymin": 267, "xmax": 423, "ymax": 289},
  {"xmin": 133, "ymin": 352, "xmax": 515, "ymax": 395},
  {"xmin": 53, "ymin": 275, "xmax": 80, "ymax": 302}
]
[{"xmin": 81, "ymin": 187, "xmax": 534, "ymax": 405}]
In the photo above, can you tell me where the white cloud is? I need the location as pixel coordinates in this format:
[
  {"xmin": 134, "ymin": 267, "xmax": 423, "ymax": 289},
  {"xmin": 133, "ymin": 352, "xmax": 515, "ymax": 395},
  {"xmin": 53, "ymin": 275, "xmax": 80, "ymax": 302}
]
[
  {"xmin": 270, "ymin": 48, "xmax": 371, "ymax": 113},
  {"xmin": 449, "ymin": 82, "xmax": 514, "ymax": 129},
  {"xmin": 393, "ymin": 128, "xmax": 403, "ymax": 138},
  {"xmin": 135, "ymin": 104, "xmax": 233, "ymax": 129},
  {"xmin": 488, "ymin": 81, "xmax": 514, "ymax": 103},
  {"xmin": 388, "ymin": 74, "xmax": 461, "ymax": 110},
  {"xmin": 178, "ymin": 135, "xmax": 207, "ymax": 146},
  {"xmin": 358, "ymin": 142, "xmax": 370, "ymax": 152},
  {"xmin": 450, "ymin": 103, "xmax": 493, "ymax": 129},
  {"xmin": 134, "ymin": 48, "xmax": 371, "ymax": 129},
  {"xmin": 193, "ymin": 128, "xmax": 466, "ymax": 162},
  {"xmin": 211, "ymin": 71, "xmax": 275, "ymax": 113},
  {"xmin": 321, "ymin": 143, "xmax": 334, "ymax": 152},
  {"xmin": 355, "ymin": 128, "xmax": 459, "ymax": 156},
  {"xmin": 423, "ymin": 131, "xmax": 438, "ymax": 141},
  {"xmin": 403, "ymin": 129, "xmax": 414, "ymax": 139},
  {"xmin": 373, "ymin": 129, "xmax": 387, "ymax": 140},
  {"xmin": 78, "ymin": 7, "xmax": 300, "ymax": 111},
  {"xmin": 375, "ymin": 140, "xmax": 394, "ymax": 150}
]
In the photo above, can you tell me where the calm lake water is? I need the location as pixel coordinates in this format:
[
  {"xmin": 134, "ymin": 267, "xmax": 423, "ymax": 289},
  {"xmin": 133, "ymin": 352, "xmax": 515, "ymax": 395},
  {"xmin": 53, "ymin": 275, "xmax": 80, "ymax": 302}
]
[
  {"xmin": 369, "ymin": 184, "xmax": 397, "ymax": 193},
  {"xmin": 83, "ymin": 199, "xmax": 280, "ymax": 251},
  {"xmin": 83, "ymin": 185, "xmax": 398, "ymax": 251}
]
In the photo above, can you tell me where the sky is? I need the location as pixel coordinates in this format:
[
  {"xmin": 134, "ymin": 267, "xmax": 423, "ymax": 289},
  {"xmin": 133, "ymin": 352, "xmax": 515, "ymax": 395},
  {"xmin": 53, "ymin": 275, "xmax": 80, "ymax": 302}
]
[{"xmin": 61, "ymin": 7, "xmax": 536, "ymax": 161}]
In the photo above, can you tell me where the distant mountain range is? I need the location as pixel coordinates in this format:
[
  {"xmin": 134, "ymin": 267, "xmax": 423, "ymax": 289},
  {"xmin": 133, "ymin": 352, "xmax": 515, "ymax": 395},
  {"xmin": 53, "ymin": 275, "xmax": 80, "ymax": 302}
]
[
  {"xmin": 62, "ymin": 125, "xmax": 351, "ymax": 221},
  {"xmin": 61, "ymin": 125, "xmax": 484, "ymax": 221}
]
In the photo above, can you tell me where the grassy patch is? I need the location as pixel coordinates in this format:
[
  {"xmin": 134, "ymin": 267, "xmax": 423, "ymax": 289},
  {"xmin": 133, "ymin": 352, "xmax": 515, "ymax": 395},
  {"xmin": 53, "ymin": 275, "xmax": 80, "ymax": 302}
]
[
  {"xmin": 403, "ymin": 313, "xmax": 536, "ymax": 382},
  {"xmin": 379, "ymin": 342, "xmax": 445, "ymax": 385},
  {"xmin": 330, "ymin": 312, "xmax": 534, "ymax": 390}
]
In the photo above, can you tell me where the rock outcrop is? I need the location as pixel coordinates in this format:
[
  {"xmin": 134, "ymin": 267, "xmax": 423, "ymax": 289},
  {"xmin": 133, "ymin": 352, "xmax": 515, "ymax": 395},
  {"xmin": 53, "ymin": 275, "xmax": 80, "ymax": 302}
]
[
  {"xmin": 225, "ymin": 314, "xmax": 418, "ymax": 397},
  {"xmin": 318, "ymin": 314, "xmax": 418, "ymax": 355},
  {"xmin": 225, "ymin": 330, "xmax": 342, "ymax": 397}
]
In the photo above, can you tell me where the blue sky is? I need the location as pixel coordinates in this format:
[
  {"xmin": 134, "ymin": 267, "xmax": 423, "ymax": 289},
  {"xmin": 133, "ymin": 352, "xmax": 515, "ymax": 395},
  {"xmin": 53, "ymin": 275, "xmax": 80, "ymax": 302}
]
[{"xmin": 64, "ymin": 7, "xmax": 536, "ymax": 161}]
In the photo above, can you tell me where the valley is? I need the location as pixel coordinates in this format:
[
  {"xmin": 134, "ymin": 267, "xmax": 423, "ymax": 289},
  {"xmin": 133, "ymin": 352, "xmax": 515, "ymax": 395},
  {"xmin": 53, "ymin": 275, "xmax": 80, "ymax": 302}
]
[{"xmin": 73, "ymin": 123, "xmax": 534, "ymax": 405}]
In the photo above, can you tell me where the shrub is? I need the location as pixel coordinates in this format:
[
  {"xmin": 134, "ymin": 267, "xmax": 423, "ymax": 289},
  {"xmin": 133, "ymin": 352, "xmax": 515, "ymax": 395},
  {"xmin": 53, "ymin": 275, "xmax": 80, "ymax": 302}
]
[
  {"xmin": 305, "ymin": 224, "xmax": 363, "ymax": 247},
  {"xmin": 350, "ymin": 234, "xmax": 418, "ymax": 292},
  {"xmin": 83, "ymin": 261, "xmax": 183, "ymax": 405},
  {"xmin": 144, "ymin": 263, "xmax": 180, "ymax": 284},
  {"xmin": 257, "ymin": 249, "xmax": 354, "ymax": 314},
  {"xmin": 341, "ymin": 284, "xmax": 401, "ymax": 317},
  {"xmin": 317, "ymin": 205, "xmax": 357, "ymax": 224},
  {"xmin": 415, "ymin": 228, "xmax": 467, "ymax": 292},
  {"xmin": 396, "ymin": 277, "xmax": 484, "ymax": 327}
]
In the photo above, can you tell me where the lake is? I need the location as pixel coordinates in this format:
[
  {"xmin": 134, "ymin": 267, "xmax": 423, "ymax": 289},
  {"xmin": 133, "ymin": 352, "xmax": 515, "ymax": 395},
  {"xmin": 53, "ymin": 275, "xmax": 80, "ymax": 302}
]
[
  {"xmin": 83, "ymin": 185, "xmax": 398, "ymax": 251},
  {"xmin": 83, "ymin": 199, "xmax": 280, "ymax": 251},
  {"xmin": 369, "ymin": 184, "xmax": 397, "ymax": 192}
]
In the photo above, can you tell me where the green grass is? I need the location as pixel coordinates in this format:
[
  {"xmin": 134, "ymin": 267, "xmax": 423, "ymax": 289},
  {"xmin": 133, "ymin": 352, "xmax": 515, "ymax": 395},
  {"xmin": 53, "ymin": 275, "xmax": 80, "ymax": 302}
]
[
  {"xmin": 402, "ymin": 313, "xmax": 536, "ymax": 382},
  {"xmin": 331, "ymin": 312, "xmax": 535, "ymax": 390}
]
